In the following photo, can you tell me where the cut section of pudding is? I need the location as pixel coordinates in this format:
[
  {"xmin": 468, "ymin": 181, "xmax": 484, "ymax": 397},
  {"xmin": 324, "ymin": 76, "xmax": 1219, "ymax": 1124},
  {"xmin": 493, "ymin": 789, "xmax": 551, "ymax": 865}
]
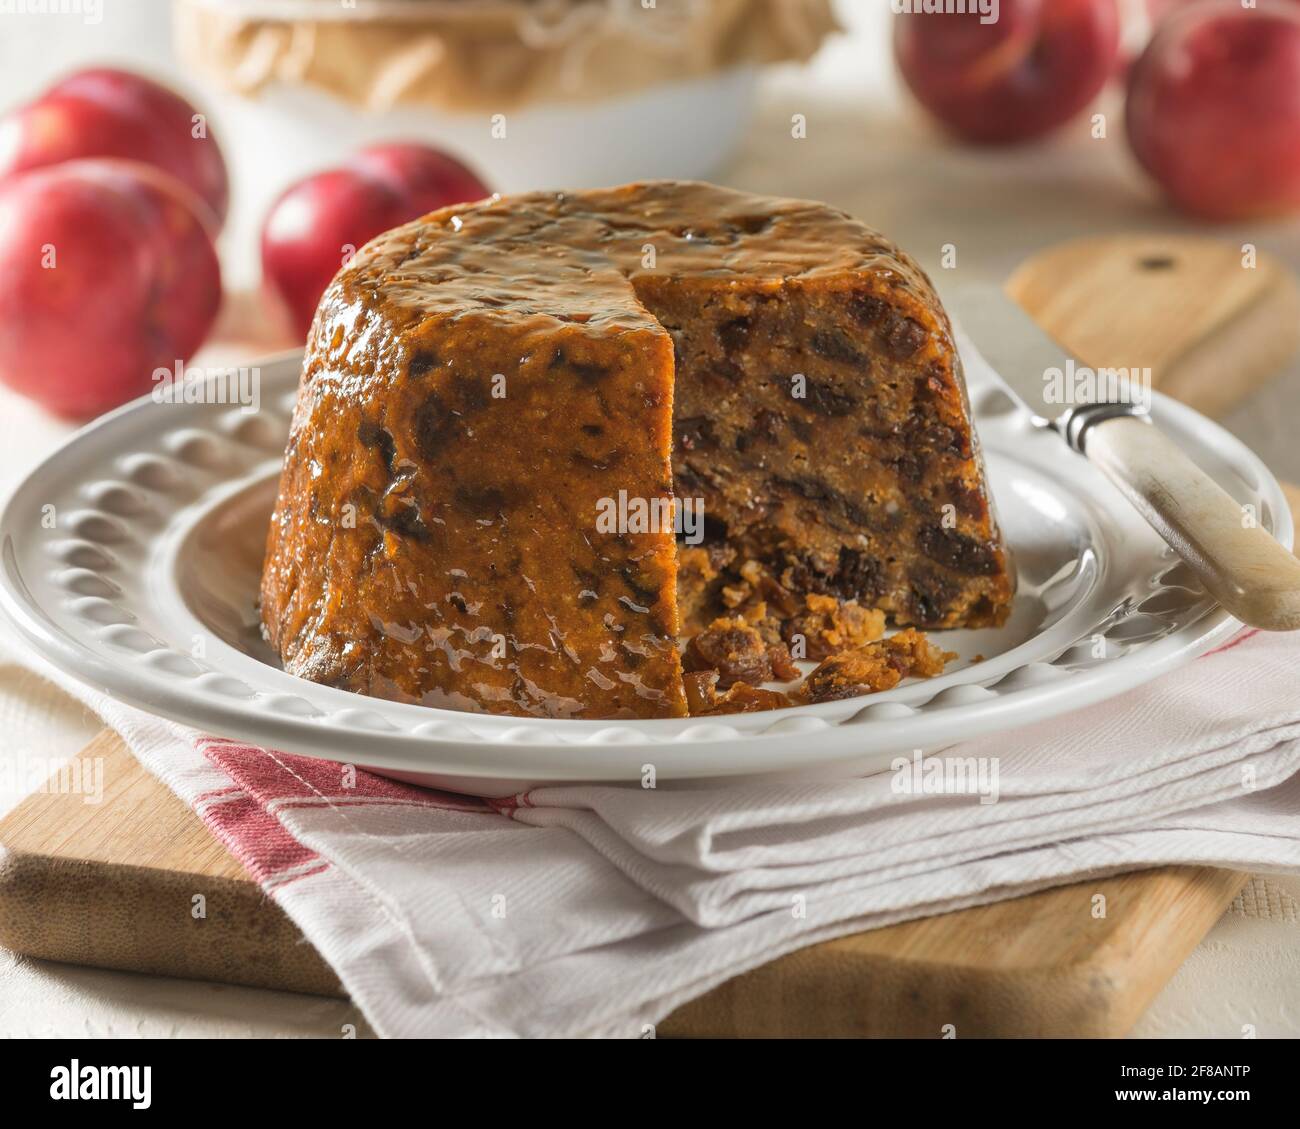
[{"xmin": 260, "ymin": 181, "xmax": 1014, "ymax": 720}]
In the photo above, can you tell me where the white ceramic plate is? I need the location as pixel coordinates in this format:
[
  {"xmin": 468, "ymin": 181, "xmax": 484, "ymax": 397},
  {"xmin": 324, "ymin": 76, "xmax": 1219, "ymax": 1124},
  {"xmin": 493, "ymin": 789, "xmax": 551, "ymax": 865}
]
[{"xmin": 0, "ymin": 342, "xmax": 1288, "ymax": 795}]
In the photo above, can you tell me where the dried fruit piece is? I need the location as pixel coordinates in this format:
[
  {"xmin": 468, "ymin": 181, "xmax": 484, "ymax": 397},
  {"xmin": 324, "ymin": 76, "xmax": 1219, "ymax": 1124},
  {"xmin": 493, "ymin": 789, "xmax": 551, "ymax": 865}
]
[
  {"xmin": 684, "ymin": 669, "xmax": 793, "ymax": 716},
  {"xmin": 682, "ymin": 616, "xmax": 798, "ymax": 689},
  {"xmin": 683, "ymin": 670, "xmax": 722, "ymax": 715},
  {"xmin": 799, "ymin": 628, "xmax": 955, "ymax": 704},
  {"xmin": 766, "ymin": 643, "xmax": 801, "ymax": 682}
]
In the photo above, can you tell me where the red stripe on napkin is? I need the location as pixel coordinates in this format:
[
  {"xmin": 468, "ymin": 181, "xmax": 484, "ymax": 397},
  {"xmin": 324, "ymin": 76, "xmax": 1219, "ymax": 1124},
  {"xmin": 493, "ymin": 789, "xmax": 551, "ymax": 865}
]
[
  {"xmin": 199, "ymin": 737, "xmax": 491, "ymax": 813},
  {"xmin": 193, "ymin": 787, "xmax": 325, "ymax": 887}
]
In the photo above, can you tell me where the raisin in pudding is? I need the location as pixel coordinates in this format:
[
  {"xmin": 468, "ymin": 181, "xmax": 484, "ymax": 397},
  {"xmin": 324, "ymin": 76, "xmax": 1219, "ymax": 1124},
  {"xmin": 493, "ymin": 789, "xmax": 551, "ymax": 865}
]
[{"xmin": 260, "ymin": 181, "xmax": 1014, "ymax": 720}]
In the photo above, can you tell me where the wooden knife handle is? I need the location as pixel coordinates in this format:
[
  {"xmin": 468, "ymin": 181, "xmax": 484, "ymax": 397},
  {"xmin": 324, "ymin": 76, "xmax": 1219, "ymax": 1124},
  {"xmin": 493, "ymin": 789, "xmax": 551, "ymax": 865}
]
[{"xmin": 1084, "ymin": 415, "xmax": 1300, "ymax": 631}]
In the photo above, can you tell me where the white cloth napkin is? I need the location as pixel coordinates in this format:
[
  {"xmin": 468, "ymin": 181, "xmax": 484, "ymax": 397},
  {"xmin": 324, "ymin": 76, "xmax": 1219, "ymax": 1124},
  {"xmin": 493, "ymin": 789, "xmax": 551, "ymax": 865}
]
[{"xmin": 13, "ymin": 628, "xmax": 1300, "ymax": 1038}]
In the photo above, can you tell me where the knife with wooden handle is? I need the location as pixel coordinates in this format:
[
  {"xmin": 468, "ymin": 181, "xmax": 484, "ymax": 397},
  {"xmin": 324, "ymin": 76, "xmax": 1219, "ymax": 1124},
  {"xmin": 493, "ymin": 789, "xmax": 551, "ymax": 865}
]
[{"xmin": 948, "ymin": 282, "xmax": 1300, "ymax": 631}]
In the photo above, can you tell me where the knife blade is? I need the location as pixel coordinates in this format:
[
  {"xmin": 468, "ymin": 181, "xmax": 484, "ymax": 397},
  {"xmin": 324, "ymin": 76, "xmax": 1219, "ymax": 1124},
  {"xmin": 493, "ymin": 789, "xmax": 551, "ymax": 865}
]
[
  {"xmin": 944, "ymin": 281, "xmax": 1300, "ymax": 632},
  {"xmin": 945, "ymin": 280, "xmax": 1152, "ymax": 435}
]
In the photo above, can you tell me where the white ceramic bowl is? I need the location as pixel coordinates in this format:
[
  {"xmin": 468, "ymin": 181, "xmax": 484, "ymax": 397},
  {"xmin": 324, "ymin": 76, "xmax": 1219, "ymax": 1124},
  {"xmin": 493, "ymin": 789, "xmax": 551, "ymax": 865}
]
[{"xmin": 213, "ymin": 69, "xmax": 760, "ymax": 284}]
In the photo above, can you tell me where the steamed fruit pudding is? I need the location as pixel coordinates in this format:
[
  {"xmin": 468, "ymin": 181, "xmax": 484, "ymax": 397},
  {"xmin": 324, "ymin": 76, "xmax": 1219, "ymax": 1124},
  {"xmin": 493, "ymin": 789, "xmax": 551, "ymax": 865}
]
[{"xmin": 260, "ymin": 181, "xmax": 1013, "ymax": 720}]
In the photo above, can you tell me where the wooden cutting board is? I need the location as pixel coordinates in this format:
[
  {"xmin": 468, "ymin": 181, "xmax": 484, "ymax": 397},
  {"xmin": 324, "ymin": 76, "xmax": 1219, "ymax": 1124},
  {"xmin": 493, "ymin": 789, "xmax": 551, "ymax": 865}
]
[
  {"xmin": 1, "ymin": 235, "xmax": 1297, "ymax": 1037},
  {"xmin": 1006, "ymin": 233, "xmax": 1300, "ymax": 420},
  {"xmin": 0, "ymin": 732, "xmax": 1252, "ymax": 1038}
]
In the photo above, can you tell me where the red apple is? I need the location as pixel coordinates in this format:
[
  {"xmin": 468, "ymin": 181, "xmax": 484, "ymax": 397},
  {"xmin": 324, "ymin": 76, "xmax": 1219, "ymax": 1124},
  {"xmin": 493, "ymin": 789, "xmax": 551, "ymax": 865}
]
[
  {"xmin": 353, "ymin": 142, "xmax": 490, "ymax": 217},
  {"xmin": 0, "ymin": 67, "xmax": 228, "ymax": 229},
  {"xmin": 1144, "ymin": 0, "xmax": 1300, "ymax": 22},
  {"xmin": 1127, "ymin": 2, "xmax": 1300, "ymax": 220},
  {"xmin": 0, "ymin": 160, "xmax": 222, "ymax": 419},
  {"xmin": 261, "ymin": 144, "xmax": 490, "ymax": 339},
  {"xmin": 893, "ymin": 0, "xmax": 1122, "ymax": 144},
  {"xmin": 261, "ymin": 168, "xmax": 409, "ymax": 340}
]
